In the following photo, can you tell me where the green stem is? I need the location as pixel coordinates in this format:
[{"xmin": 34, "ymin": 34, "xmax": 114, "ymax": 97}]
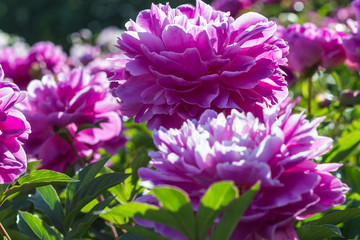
[{"xmin": 0, "ymin": 222, "xmax": 11, "ymax": 240}]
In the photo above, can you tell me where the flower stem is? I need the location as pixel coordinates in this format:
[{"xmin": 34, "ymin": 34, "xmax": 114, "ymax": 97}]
[{"xmin": 0, "ymin": 222, "xmax": 11, "ymax": 240}]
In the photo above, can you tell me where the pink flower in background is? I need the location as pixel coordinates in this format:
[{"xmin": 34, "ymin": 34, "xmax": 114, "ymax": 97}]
[
  {"xmin": 138, "ymin": 103, "xmax": 348, "ymax": 240},
  {"xmin": 0, "ymin": 66, "xmax": 31, "ymax": 183},
  {"xmin": 112, "ymin": 0, "xmax": 288, "ymax": 130},
  {"xmin": 96, "ymin": 26, "xmax": 124, "ymax": 53},
  {"xmin": 0, "ymin": 47, "xmax": 31, "ymax": 90},
  {"xmin": 86, "ymin": 53, "xmax": 126, "ymax": 78},
  {"xmin": 0, "ymin": 41, "xmax": 70, "ymax": 90},
  {"xmin": 27, "ymin": 41, "xmax": 70, "ymax": 78},
  {"xmin": 212, "ymin": 0, "xmax": 254, "ymax": 17},
  {"xmin": 277, "ymin": 23, "xmax": 346, "ymax": 73},
  {"xmin": 69, "ymin": 44, "xmax": 101, "ymax": 67},
  {"xmin": 343, "ymin": 0, "xmax": 360, "ymax": 72},
  {"xmin": 19, "ymin": 68, "xmax": 126, "ymax": 172}
]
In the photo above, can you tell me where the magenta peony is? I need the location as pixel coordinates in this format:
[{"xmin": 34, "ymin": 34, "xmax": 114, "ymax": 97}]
[
  {"xmin": 138, "ymin": 102, "xmax": 348, "ymax": 240},
  {"xmin": 19, "ymin": 68, "xmax": 126, "ymax": 172},
  {"xmin": 86, "ymin": 53, "xmax": 127, "ymax": 79},
  {"xmin": 112, "ymin": 0, "xmax": 288, "ymax": 130},
  {"xmin": 0, "ymin": 66, "xmax": 31, "ymax": 183},
  {"xmin": 212, "ymin": 0, "xmax": 254, "ymax": 17},
  {"xmin": 277, "ymin": 23, "xmax": 346, "ymax": 74},
  {"xmin": 343, "ymin": 0, "xmax": 360, "ymax": 71},
  {"xmin": 69, "ymin": 44, "xmax": 101, "ymax": 67},
  {"xmin": 26, "ymin": 41, "xmax": 70, "ymax": 78},
  {"xmin": 0, "ymin": 41, "xmax": 70, "ymax": 90}
]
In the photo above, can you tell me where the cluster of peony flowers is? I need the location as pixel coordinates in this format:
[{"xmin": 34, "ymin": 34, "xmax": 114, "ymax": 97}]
[
  {"xmin": 112, "ymin": 0, "xmax": 289, "ymax": 130},
  {"xmin": 0, "ymin": 41, "xmax": 70, "ymax": 90},
  {"xmin": 138, "ymin": 101, "xmax": 348, "ymax": 240},
  {"xmin": 18, "ymin": 68, "xmax": 126, "ymax": 172},
  {"xmin": 0, "ymin": 66, "xmax": 31, "ymax": 183},
  {"xmin": 277, "ymin": 23, "xmax": 346, "ymax": 74}
]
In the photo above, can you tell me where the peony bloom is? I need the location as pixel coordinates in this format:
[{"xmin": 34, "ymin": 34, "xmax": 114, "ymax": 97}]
[
  {"xmin": 138, "ymin": 103, "xmax": 348, "ymax": 240},
  {"xmin": 0, "ymin": 41, "xmax": 70, "ymax": 90},
  {"xmin": 19, "ymin": 68, "xmax": 125, "ymax": 172},
  {"xmin": 69, "ymin": 44, "xmax": 101, "ymax": 67},
  {"xmin": 26, "ymin": 41, "xmax": 70, "ymax": 79},
  {"xmin": 0, "ymin": 66, "xmax": 31, "ymax": 183},
  {"xmin": 112, "ymin": 0, "xmax": 288, "ymax": 130},
  {"xmin": 96, "ymin": 26, "xmax": 124, "ymax": 53},
  {"xmin": 212, "ymin": 0, "xmax": 254, "ymax": 17},
  {"xmin": 0, "ymin": 47, "xmax": 31, "ymax": 90},
  {"xmin": 343, "ymin": 0, "xmax": 360, "ymax": 71},
  {"xmin": 277, "ymin": 23, "xmax": 346, "ymax": 74},
  {"xmin": 86, "ymin": 53, "xmax": 127, "ymax": 79}
]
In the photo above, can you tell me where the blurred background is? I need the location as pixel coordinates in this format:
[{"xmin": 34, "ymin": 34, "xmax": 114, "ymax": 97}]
[
  {"xmin": 0, "ymin": 0, "xmax": 352, "ymax": 51},
  {"xmin": 0, "ymin": 0, "xmax": 207, "ymax": 50}
]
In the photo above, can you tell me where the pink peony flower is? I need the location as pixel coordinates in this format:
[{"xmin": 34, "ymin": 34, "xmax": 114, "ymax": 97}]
[
  {"xmin": 27, "ymin": 41, "xmax": 70, "ymax": 78},
  {"xmin": 0, "ymin": 66, "xmax": 31, "ymax": 183},
  {"xmin": 343, "ymin": 0, "xmax": 360, "ymax": 71},
  {"xmin": 212, "ymin": 0, "xmax": 254, "ymax": 17},
  {"xmin": 277, "ymin": 23, "xmax": 346, "ymax": 74},
  {"xmin": 19, "ymin": 68, "xmax": 126, "ymax": 172},
  {"xmin": 138, "ymin": 102, "xmax": 348, "ymax": 240},
  {"xmin": 86, "ymin": 53, "xmax": 126, "ymax": 79},
  {"xmin": 0, "ymin": 41, "xmax": 70, "ymax": 90},
  {"xmin": 69, "ymin": 44, "xmax": 101, "ymax": 67},
  {"xmin": 96, "ymin": 26, "xmax": 124, "ymax": 53},
  {"xmin": 112, "ymin": 0, "xmax": 288, "ymax": 130},
  {"xmin": 0, "ymin": 47, "xmax": 31, "ymax": 90}
]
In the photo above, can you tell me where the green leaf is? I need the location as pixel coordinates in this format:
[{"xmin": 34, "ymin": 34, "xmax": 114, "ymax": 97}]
[
  {"xmin": 17, "ymin": 211, "xmax": 62, "ymax": 240},
  {"xmin": 344, "ymin": 165, "xmax": 360, "ymax": 193},
  {"xmin": 210, "ymin": 182, "xmax": 260, "ymax": 240},
  {"xmin": 152, "ymin": 186, "xmax": 196, "ymax": 240},
  {"xmin": 0, "ymin": 184, "xmax": 9, "ymax": 202},
  {"xmin": 324, "ymin": 130, "xmax": 360, "ymax": 163},
  {"xmin": 196, "ymin": 181, "xmax": 238, "ymax": 240},
  {"xmin": 30, "ymin": 185, "xmax": 65, "ymax": 234},
  {"xmin": 330, "ymin": 71, "xmax": 341, "ymax": 90},
  {"xmin": 99, "ymin": 202, "xmax": 180, "ymax": 232},
  {"xmin": 307, "ymin": 208, "xmax": 360, "ymax": 226},
  {"xmin": 7, "ymin": 230, "xmax": 33, "ymax": 240},
  {"xmin": 297, "ymin": 224, "xmax": 343, "ymax": 240},
  {"xmin": 130, "ymin": 150, "xmax": 150, "ymax": 185},
  {"xmin": 65, "ymin": 156, "xmax": 109, "ymax": 213},
  {"xmin": 65, "ymin": 197, "xmax": 114, "ymax": 239},
  {"xmin": 5, "ymin": 170, "xmax": 76, "ymax": 198},
  {"xmin": 27, "ymin": 160, "xmax": 42, "ymax": 171},
  {"xmin": 120, "ymin": 226, "xmax": 169, "ymax": 240},
  {"xmin": 64, "ymin": 172, "xmax": 129, "ymax": 229},
  {"xmin": 99, "ymin": 202, "xmax": 158, "ymax": 225}
]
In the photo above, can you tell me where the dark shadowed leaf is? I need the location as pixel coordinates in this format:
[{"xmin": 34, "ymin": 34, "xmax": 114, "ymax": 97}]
[
  {"xmin": 65, "ymin": 197, "xmax": 115, "ymax": 239},
  {"xmin": 119, "ymin": 226, "xmax": 169, "ymax": 240},
  {"xmin": 30, "ymin": 185, "xmax": 65, "ymax": 234},
  {"xmin": 64, "ymin": 172, "xmax": 129, "ymax": 229},
  {"xmin": 297, "ymin": 224, "xmax": 343, "ymax": 240},
  {"xmin": 17, "ymin": 211, "xmax": 62, "ymax": 240}
]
